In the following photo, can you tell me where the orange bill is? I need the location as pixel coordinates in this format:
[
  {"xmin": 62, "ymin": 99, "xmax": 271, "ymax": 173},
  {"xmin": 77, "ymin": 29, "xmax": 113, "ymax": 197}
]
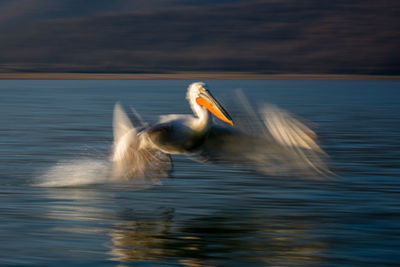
[{"xmin": 196, "ymin": 96, "xmax": 234, "ymax": 125}]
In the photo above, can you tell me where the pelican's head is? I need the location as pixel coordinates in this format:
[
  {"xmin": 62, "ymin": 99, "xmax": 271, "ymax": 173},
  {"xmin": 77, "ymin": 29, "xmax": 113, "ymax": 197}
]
[{"xmin": 187, "ymin": 82, "xmax": 234, "ymax": 125}]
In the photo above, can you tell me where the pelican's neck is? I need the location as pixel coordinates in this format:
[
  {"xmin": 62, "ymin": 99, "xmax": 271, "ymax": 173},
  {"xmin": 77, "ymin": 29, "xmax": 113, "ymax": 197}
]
[
  {"xmin": 188, "ymin": 97, "xmax": 211, "ymax": 132},
  {"xmin": 186, "ymin": 82, "xmax": 212, "ymax": 132},
  {"xmin": 194, "ymin": 103, "xmax": 212, "ymax": 131}
]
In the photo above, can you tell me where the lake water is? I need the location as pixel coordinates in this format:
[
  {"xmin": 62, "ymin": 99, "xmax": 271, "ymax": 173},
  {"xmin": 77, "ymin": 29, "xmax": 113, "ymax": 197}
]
[{"xmin": 0, "ymin": 80, "xmax": 399, "ymax": 266}]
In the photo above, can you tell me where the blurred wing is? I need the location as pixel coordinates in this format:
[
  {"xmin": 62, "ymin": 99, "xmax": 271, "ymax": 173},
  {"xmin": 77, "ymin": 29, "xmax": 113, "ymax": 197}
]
[
  {"xmin": 257, "ymin": 105, "xmax": 330, "ymax": 176},
  {"xmin": 112, "ymin": 103, "xmax": 136, "ymax": 162},
  {"xmin": 261, "ymin": 105, "xmax": 322, "ymax": 153},
  {"xmin": 197, "ymin": 91, "xmax": 330, "ymax": 176},
  {"xmin": 111, "ymin": 103, "xmax": 171, "ymax": 182}
]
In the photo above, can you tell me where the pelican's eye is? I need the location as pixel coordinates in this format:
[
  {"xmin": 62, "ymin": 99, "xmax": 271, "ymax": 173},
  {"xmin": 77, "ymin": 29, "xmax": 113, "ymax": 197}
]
[{"xmin": 198, "ymin": 87, "xmax": 206, "ymax": 94}]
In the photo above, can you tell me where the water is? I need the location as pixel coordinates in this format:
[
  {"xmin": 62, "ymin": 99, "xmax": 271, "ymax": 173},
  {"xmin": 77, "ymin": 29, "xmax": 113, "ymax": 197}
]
[{"xmin": 0, "ymin": 80, "xmax": 399, "ymax": 266}]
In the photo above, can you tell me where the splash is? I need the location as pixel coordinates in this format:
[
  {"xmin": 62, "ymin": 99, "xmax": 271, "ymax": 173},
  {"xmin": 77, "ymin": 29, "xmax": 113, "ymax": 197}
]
[
  {"xmin": 36, "ymin": 156, "xmax": 162, "ymax": 189},
  {"xmin": 37, "ymin": 158, "xmax": 111, "ymax": 187}
]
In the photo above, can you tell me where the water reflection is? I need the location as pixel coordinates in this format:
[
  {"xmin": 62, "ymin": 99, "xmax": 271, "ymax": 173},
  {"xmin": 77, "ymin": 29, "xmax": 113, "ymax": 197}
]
[
  {"xmin": 43, "ymin": 188, "xmax": 114, "ymax": 223},
  {"xmin": 40, "ymin": 185, "xmax": 329, "ymax": 265},
  {"xmin": 108, "ymin": 208, "xmax": 174, "ymax": 263},
  {"xmin": 108, "ymin": 209, "xmax": 328, "ymax": 266}
]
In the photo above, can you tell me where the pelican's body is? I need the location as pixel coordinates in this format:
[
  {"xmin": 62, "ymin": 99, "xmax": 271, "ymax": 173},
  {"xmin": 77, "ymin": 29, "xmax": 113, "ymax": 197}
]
[
  {"xmin": 112, "ymin": 82, "xmax": 234, "ymax": 179},
  {"xmin": 145, "ymin": 119, "xmax": 206, "ymax": 154},
  {"xmin": 111, "ymin": 82, "xmax": 329, "ymax": 181},
  {"xmin": 146, "ymin": 82, "xmax": 233, "ymax": 154}
]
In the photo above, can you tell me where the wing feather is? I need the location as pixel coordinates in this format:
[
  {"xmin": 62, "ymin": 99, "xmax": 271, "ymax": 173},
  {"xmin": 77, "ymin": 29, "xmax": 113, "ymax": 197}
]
[
  {"xmin": 111, "ymin": 103, "xmax": 171, "ymax": 181},
  {"xmin": 197, "ymin": 91, "xmax": 330, "ymax": 176}
]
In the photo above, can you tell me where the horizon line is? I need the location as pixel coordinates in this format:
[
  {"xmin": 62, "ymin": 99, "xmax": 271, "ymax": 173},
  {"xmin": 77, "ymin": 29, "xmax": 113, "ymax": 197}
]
[{"xmin": 1, "ymin": 72, "xmax": 399, "ymax": 80}]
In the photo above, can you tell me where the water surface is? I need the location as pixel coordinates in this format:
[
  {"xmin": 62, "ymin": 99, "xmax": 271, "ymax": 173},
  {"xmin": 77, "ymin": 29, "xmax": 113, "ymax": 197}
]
[{"xmin": 0, "ymin": 80, "xmax": 399, "ymax": 266}]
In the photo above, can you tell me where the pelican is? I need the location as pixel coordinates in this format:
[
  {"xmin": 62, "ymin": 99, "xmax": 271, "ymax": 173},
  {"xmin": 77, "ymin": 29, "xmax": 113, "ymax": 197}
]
[{"xmin": 111, "ymin": 82, "xmax": 329, "ymax": 181}]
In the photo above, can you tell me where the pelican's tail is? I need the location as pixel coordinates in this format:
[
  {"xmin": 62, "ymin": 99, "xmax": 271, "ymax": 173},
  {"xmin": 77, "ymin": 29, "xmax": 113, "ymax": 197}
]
[{"xmin": 111, "ymin": 103, "xmax": 171, "ymax": 182}]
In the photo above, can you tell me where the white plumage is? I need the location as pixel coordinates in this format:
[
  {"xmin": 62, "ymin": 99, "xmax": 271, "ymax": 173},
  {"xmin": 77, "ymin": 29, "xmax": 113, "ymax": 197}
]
[{"xmin": 111, "ymin": 82, "xmax": 329, "ymax": 181}]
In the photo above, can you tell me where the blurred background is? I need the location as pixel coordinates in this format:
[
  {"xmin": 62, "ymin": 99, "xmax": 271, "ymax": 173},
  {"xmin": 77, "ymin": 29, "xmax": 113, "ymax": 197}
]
[
  {"xmin": 1, "ymin": 1, "xmax": 400, "ymax": 265},
  {"xmin": 0, "ymin": 0, "xmax": 399, "ymax": 75}
]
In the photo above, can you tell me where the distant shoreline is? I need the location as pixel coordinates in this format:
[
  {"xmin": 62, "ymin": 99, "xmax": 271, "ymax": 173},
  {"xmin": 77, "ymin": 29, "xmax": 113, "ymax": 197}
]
[{"xmin": 0, "ymin": 72, "xmax": 399, "ymax": 80}]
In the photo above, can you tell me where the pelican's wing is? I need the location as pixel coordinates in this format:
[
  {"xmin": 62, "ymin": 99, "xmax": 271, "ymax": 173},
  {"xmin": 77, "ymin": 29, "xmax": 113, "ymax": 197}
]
[
  {"xmin": 111, "ymin": 103, "xmax": 171, "ymax": 182},
  {"xmin": 196, "ymin": 92, "xmax": 330, "ymax": 176},
  {"xmin": 256, "ymin": 105, "xmax": 330, "ymax": 176},
  {"xmin": 193, "ymin": 125, "xmax": 257, "ymax": 163},
  {"xmin": 112, "ymin": 103, "xmax": 136, "ymax": 161},
  {"xmin": 261, "ymin": 105, "xmax": 322, "ymax": 153}
]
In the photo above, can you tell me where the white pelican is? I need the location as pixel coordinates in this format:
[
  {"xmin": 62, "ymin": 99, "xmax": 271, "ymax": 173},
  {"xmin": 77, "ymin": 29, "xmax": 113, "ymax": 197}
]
[{"xmin": 111, "ymin": 82, "xmax": 329, "ymax": 180}]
